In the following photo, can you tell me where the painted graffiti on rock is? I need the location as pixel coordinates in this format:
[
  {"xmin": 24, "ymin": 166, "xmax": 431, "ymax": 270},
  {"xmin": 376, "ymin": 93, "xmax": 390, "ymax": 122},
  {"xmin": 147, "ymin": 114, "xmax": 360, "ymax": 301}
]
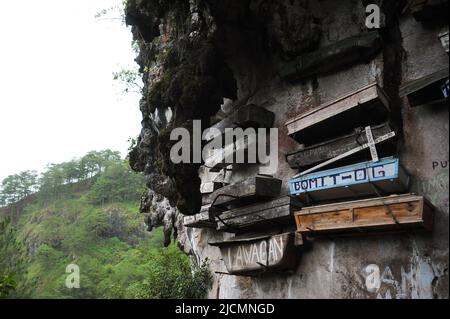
[
  {"xmin": 432, "ymin": 160, "xmax": 449, "ymax": 171},
  {"xmin": 227, "ymin": 236, "xmax": 285, "ymax": 269},
  {"xmin": 363, "ymin": 257, "xmax": 447, "ymax": 299}
]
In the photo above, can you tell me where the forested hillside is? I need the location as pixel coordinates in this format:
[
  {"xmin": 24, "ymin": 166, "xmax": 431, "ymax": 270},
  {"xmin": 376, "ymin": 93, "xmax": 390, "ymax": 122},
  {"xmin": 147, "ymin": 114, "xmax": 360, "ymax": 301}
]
[{"xmin": 0, "ymin": 150, "xmax": 211, "ymax": 299}]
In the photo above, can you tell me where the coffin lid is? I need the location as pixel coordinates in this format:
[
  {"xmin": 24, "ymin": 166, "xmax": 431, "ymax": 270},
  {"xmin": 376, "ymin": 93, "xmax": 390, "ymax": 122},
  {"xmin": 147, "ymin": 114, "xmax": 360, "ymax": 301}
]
[
  {"xmin": 399, "ymin": 68, "xmax": 449, "ymax": 98},
  {"xmin": 285, "ymin": 82, "xmax": 390, "ymax": 126}
]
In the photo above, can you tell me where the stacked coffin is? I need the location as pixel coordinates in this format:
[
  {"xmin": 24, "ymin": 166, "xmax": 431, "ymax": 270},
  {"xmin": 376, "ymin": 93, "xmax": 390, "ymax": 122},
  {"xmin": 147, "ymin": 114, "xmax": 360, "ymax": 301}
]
[
  {"xmin": 205, "ymin": 178, "xmax": 304, "ymax": 276},
  {"xmin": 280, "ymin": 32, "xmax": 383, "ymax": 82},
  {"xmin": 203, "ymin": 104, "xmax": 275, "ymax": 172},
  {"xmin": 209, "ymin": 232, "xmax": 299, "ymax": 276},
  {"xmin": 184, "ymin": 104, "xmax": 275, "ymax": 229},
  {"xmin": 400, "ymin": 68, "xmax": 449, "ymax": 108},
  {"xmin": 399, "ymin": 1, "xmax": 449, "ymax": 109},
  {"xmin": 295, "ymin": 194, "xmax": 435, "ymax": 235},
  {"xmin": 184, "ymin": 104, "xmax": 302, "ymax": 276},
  {"xmin": 439, "ymin": 29, "xmax": 449, "ymax": 54},
  {"xmin": 285, "ymin": 82, "xmax": 435, "ymax": 237}
]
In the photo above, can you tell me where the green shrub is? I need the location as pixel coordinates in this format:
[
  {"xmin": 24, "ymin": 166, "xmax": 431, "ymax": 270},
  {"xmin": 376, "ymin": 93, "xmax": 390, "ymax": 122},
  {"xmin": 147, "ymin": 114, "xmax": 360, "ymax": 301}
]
[{"xmin": 0, "ymin": 275, "xmax": 16, "ymax": 299}]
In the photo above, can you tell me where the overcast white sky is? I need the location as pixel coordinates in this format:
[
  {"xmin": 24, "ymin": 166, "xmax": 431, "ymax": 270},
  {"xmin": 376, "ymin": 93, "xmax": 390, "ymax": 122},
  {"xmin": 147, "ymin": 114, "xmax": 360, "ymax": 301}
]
[{"xmin": 0, "ymin": 0, "xmax": 142, "ymax": 182}]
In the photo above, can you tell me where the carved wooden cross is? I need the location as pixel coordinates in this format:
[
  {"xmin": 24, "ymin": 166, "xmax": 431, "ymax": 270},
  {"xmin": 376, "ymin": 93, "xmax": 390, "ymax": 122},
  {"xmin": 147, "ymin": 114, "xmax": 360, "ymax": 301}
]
[{"xmin": 293, "ymin": 128, "xmax": 396, "ymax": 178}]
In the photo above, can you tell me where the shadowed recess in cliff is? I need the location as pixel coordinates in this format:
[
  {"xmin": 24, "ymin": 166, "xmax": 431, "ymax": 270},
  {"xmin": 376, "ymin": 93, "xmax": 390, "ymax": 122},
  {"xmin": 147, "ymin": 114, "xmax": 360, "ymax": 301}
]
[{"xmin": 127, "ymin": 0, "xmax": 238, "ymax": 217}]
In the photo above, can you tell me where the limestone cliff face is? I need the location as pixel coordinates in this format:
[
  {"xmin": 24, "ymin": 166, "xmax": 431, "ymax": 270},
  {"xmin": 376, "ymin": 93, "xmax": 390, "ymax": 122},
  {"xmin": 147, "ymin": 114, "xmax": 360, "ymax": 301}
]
[
  {"xmin": 126, "ymin": 0, "xmax": 449, "ymax": 299},
  {"xmin": 126, "ymin": 0, "xmax": 322, "ymax": 243}
]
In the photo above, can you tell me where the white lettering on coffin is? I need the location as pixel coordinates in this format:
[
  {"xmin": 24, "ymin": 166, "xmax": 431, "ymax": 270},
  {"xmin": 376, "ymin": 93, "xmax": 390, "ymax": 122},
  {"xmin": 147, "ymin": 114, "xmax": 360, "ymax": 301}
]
[
  {"xmin": 292, "ymin": 161, "xmax": 397, "ymax": 194},
  {"xmin": 227, "ymin": 236, "xmax": 285, "ymax": 269}
]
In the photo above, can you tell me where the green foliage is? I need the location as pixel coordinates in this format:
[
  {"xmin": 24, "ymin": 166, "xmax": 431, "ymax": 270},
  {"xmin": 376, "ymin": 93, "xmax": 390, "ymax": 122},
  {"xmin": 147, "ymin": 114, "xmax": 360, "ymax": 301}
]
[
  {"xmin": 0, "ymin": 275, "xmax": 16, "ymax": 299},
  {"xmin": 87, "ymin": 160, "xmax": 145, "ymax": 205},
  {"xmin": 15, "ymin": 195, "xmax": 213, "ymax": 299},
  {"xmin": 113, "ymin": 67, "xmax": 143, "ymax": 94},
  {"xmin": 94, "ymin": 1, "xmax": 127, "ymax": 23},
  {"xmin": 37, "ymin": 150, "xmax": 122, "ymax": 203},
  {"xmin": 123, "ymin": 247, "xmax": 213, "ymax": 299},
  {"xmin": 0, "ymin": 150, "xmax": 212, "ymax": 299},
  {"xmin": 0, "ymin": 150, "xmax": 123, "ymax": 207},
  {"xmin": 0, "ymin": 218, "xmax": 26, "ymax": 298},
  {"xmin": 0, "ymin": 171, "xmax": 38, "ymax": 206}
]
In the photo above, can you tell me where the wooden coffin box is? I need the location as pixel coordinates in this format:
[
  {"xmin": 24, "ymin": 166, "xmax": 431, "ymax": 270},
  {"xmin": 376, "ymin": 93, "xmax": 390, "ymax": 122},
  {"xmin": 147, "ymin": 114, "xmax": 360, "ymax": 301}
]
[
  {"xmin": 400, "ymin": 68, "xmax": 449, "ymax": 107},
  {"xmin": 216, "ymin": 196, "xmax": 303, "ymax": 233},
  {"xmin": 439, "ymin": 29, "xmax": 449, "ymax": 53},
  {"xmin": 184, "ymin": 205, "xmax": 217, "ymax": 229},
  {"xmin": 286, "ymin": 123, "xmax": 396, "ymax": 170},
  {"xmin": 295, "ymin": 194, "xmax": 435, "ymax": 235},
  {"xmin": 289, "ymin": 158, "xmax": 410, "ymax": 202},
  {"xmin": 286, "ymin": 83, "xmax": 391, "ymax": 146},
  {"xmin": 200, "ymin": 181, "xmax": 223, "ymax": 194},
  {"xmin": 203, "ymin": 175, "xmax": 282, "ymax": 210},
  {"xmin": 209, "ymin": 232, "xmax": 300, "ymax": 276},
  {"xmin": 410, "ymin": 0, "xmax": 449, "ymax": 22},
  {"xmin": 281, "ymin": 32, "xmax": 382, "ymax": 82},
  {"xmin": 206, "ymin": 104, "xmax": 274, "ymax": 141},
  {"xmin": 204, "ymin": 134, "xmax": 258, "ymax": 172}
]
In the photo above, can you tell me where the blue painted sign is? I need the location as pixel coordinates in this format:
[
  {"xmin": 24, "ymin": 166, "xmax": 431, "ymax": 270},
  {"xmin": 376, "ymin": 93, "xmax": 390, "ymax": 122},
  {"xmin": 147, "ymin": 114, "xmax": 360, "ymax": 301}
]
[
  {"xmin": 289, "ymin": 158, "xmax": 401, "ymax": 196},
  {"xmin": 441, "ymin": 79, "xmax": 449, "ymax": 98}
]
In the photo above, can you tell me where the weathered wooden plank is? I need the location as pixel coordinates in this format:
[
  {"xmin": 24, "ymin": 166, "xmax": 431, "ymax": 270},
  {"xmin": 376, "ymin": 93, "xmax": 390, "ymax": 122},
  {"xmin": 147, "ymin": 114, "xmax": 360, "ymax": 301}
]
[
  {"xmin": 199, "ymin": 166, "xmax": 231, "ymax": 194},
  {"xmin": 203, "ymin": 176, "xmax": 282, "ymax": 210},
  {"xmin": 205, "ymin": 104, "xmax": 275, "ymax": 141},
  {"xmin": 204, "ymin": 134, "xmax": 258, "ymax": 172},
  {"xmin": 439, "ymin": 29, "xmax": 449, "ymax": 53},
  {"xmin": 289, "ymin": 158, "xmax": 410, "ymax": 202},
  {"xmin": 285, "ymin": 83, "xmax": 391, "ymax": 146},
  {"xmin": 216, "ymin": 196, "xmax": 303, "ymax": 232},
  {"xmin": 184, "ymin": 205, "xmax": 217, "ymax": 229},
  {"xmin": 400, "ymin": 68, "xmax": 449, "ymax": 107},
  {"xmin": 281, "ymin": 32, "xmax": 383, "ymax": 82},
  {"xmin": 209, "ymin": 232, "xmax": 300, "ymax": 276},
  {"xmin": 295, "ymin": 194, "xmax": 435, "ymax": 235},
  {"xmin": 200, "ymin": 182, "xmax": 223, "ymax": 194},
  {"xmin": 286, "ymin": 123, "xmax": 396, "ymax": 169},
  {"xmin": 410, "ymin": 0, "xmax": 449, "ymax": 22},
  {"xmin": 294, "ymin": 130, "xmax": 396, "ymax": 178},
  {"xmin": 400, "ymin": 68, "xmax": 448, "ymax": 96}
]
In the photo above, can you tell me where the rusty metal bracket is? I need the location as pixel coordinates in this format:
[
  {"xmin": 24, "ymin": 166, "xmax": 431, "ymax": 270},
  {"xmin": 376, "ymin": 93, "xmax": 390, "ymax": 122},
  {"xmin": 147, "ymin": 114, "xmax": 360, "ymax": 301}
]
[{"xmin": 216, "ymin": 214, "xmax": 236, "ymax": 232}]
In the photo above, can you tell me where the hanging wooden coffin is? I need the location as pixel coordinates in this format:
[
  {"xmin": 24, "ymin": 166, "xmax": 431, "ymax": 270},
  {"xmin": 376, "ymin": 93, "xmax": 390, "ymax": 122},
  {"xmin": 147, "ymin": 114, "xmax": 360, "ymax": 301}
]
[
  {"xmin": 281, "ymin": 32, "xmax": 383, "ymax": 82},
  {"xmin": 204, "ymin": 175, "xmax": 282, "ymax": 210},
  {"xmin": 184, "ymin": 205, "xmax": 217, "ymax": 229},
  {"xmin": 410, "ymin": 0, "xmax": 449, "ymax": 22},
  {"xmin": 216, "ymin": 196, "xmax": 303, "ymax": 233},
  {"xmin": 209, "ymin": 232, "xmax": 300, "ymax": 276},
  {"xmin": 289, "ymin": 158, "xmax": 410, "ymax": 202},
  {"xmin": 204, "ymin": 134, "xmax": 259, "ymax": 172},
  {"xmin": 295, "ymin": 194, "xmax": 435, "ymax": 235},
  {"xmin": 286, "ymin": 123, "xmax": 396, "ymax": 170},
  {"xmin": 206, "ymin": 104, "xmax": 275, "ymax": 141},
  {"xmin": 200, "ymin": 182, "xmax": 223, "ymax": 194},
  {"xmin": 199, "ymin": 166, "xmax": 226, "ymax": 194},
  {"xmin": 400, "ymin": 68, "xmax": 449, "ymax": 107},
  {"xmin": 439, "ymin": 29, "xmax": 449, "ymax": 53},
  {"xmin": 286, "ymin": 83, "xmax": 390, "ymax": 146}
]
